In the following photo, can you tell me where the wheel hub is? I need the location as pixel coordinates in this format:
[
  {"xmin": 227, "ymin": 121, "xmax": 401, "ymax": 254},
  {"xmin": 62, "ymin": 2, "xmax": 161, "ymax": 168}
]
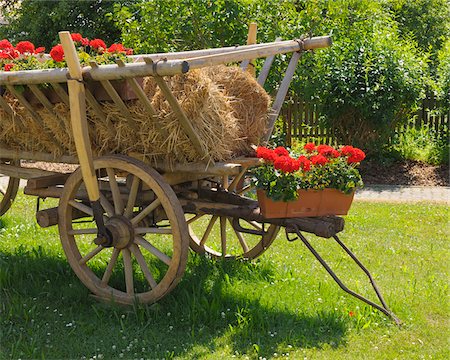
[{"xmin": 105, "ymin": 216, "xmax": 135, "ymax": 249}]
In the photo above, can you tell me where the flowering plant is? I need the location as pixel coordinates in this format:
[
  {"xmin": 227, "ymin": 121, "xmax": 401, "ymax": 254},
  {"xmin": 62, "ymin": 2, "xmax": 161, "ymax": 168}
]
[
  {"xmin": 0, "ymin": 33, "xmax": 133, "ymax": 72},
  {"xmin": 252, "ymin": 143, "xmax": 365, "ymax": 202}
]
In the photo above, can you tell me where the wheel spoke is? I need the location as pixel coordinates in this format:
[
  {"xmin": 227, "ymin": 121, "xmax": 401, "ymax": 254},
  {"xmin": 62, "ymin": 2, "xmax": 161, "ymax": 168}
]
[
  {"xmin": 79, "ymin": 245, "xmax": 104, "ymax": 265},
  {"xmin": 124, "ymin": 175, "xmax": 140, "ymax": 218},
  {"xmin": 106, "ymin": 168, "xmax": 124, "ymax": 215},
  {"xmin": 101, "ymin": 248, "xmax": 120, "ymax": 287},
  {"xmin": 68, "ymin": 228, "xmax": 97, "ymax": 235},
  {"xmin": 238, "ymin": 184, "xmax": 254, "ymax": 195},
  {"xmin": 135, "ymin": 236, "xmax": 172, "ymax": 266},
  {"xmin": 99, "ymin": 193, "xmax": 115, "ymax": 217},
  {"xmin": 246, "ymin": 220, "xmax": 263, "ymax": 231},
  {"xmin": 131, "ymin": 198, "xmax": 161, "ymax": 226},
  {"xmin": 199, "ymin": 215, "xmax": 218, "ymax": 246},
  {"xmin": 228, "ymin": 218, "xmax": 249, "ymax": 253},
  {"xmin": 228, "ymin": 167, "xmax": 247, "ymax": 193},
  {"xmin": 130, "ymin": 244, "xmax": 157, "ymax": 289},
  {"xmin": 220, "ymin": 216, "xmax": 227, "ymax": 256},
  {"xmin": 69, "ymin": 200, "xmax": 93, "ymax": 216},
  {"xmin": 186, "ymin": 213, "xmax": 204, "ymax": 224},
  {"xmin": 122, "ymin": 248, "xmax": 134, "ymax": 295},
  {"xmin": 134, "ymin": 227, "xmax": 173, "ymax": 235}
]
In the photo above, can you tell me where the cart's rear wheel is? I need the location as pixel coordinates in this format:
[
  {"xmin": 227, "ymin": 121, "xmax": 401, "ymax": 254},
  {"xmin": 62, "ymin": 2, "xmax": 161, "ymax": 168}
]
[
  {"xmin": 0, "ymin": 160, "xmax": 20, "ymax": 217},
  {"xmin": 58, "ymin": 155, "xmax": 189, "ymax": 305},
  {"xmin": 188, "ymin": 173, "xmax": 280, "ymax": 259}
]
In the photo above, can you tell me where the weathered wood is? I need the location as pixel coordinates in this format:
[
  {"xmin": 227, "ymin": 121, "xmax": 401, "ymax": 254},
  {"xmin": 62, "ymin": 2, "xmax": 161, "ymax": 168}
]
[
  {"xmin": 129, "ymin": 41, "xmax": 282, "ymax": 61},
  {"xmin": 50, "ymin": 83, "xmax": 70, "ymax": 105},
  {"xmin": 257, "ymin": 37, "xmax": 282, "ymax": 86},
  {"xmin": 60, "ymin": 31, "xmax": 100, "ymax": 202},
  {"xmin": 181, "ymin": 198, "xmax": 340, "ymax": 238},
  {"xmin": 187, "ymin": 37, "xmax": 330, "ymax": 71},
  {"xmin": 27, "ymin": 84, "xmax": 67, "ymax": 133},
  {"xmin": 0, "ymin": 163, "xmax": 58, "ymax": 179},
  {"xmin": 0, "ymin": 94, "xmax": 15, "ymax": 116},
  {"xmin": 152, "ymin": 73, "xmax": 210, "ymax": 161},
  {"xmin": 26, "ymin": 173, "xmax": 71, "ymax": 189},
  {"xmin": 262, "ymin": 51, "xmax": 302, "ymax": 143},
  {"xmin": 241, "ymin": 22, "xmax": 257, "ymax": 76},
  {"xmin": 116, "ymin": 59, "xmax": 169, "ymax": 139},
  {"xmin": 0, "ymin": 147, "xmax": 78, "ymax": 163},
  {"xmin": 36, "ymin": 206, "xmax": 87, "ymax": 228},
  {"xmin": 0, "ymin": 37, "xmax": 331, "ymax": 86}
]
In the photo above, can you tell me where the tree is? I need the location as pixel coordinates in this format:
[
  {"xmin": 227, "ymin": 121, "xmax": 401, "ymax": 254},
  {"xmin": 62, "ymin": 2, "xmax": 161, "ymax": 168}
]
[{"xmin": 0, "ymin": 0, "xmax": 133, "ymax": 50}]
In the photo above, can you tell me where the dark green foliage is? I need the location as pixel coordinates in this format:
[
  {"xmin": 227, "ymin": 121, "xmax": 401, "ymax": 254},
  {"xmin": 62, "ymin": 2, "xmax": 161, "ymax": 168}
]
[{"xmin": 0, "ymin": 0, "xmax": 133, "ymax": 49}]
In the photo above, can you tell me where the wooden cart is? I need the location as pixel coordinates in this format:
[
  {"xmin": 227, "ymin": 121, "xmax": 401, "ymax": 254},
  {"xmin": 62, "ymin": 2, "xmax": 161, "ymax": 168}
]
[{"xmin": 0, "ymin": 32, "xmax": 400, "ymax": 323}]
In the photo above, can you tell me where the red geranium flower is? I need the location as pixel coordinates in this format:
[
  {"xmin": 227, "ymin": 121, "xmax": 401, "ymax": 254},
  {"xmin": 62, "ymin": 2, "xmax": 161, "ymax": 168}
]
[
  {"xmin": 347, "ymin": 148, "xmax": 366, "ymax": 163},
  {"xmin": 15, "ymin": 41, "xmax": 35, "ymax": 54},
  {"xmin": 273, "ymin": 146, "xmax": 290, "ymax": 157},
  {"xmin": 50, "ymin": 44, "xmax": 64, "ymax": 62},
  {"xmin": 125, "ymin": 48, "xmax": 133, "ymax": 55},
  {"xmin": 71, "ymin": 33, "xmax": 83, "ymax": 43},
  {"xmin": 108, "ymin": 43, "xmax": 126, "ymax": 53},
  {"xmin": 274, "ymin": 156, "xmax": 299, "ymax": 173},
  {"xmin": 89, "ymin": 39, "xmax": 107, "ymax": 52},
  {"xmin": 34, "ymin": 47, "xmax": 45, "ymax": 54},
  {"xmin": 81, "ymin": 37, "xmax": 89, "ymax": 46},
  {"xmin": 340, "ymin": 145, "xmax": 354, "ymax": 157},
  {"xmin": 310, "ymin": 154, "xmax": 329, "ymax": 166},
  {"xmin": 304, "ymin": 142, "xmax": 316, "ymax": 153},
  {"xmin": 3, "ymin": 63, "xmax": 14, "ymax": 71},
  {"xmin": 0, "ymin": 39, "xmax": 13, "ymax": 50},
  {"xmin": 256, "ymin": 147, "xmax": 277, "ymax": 162},
  {"xmin": 298, "ymin": 155, "xmax": 311, "ymax": 171},
  {"xmin": 0, "ymin": 48, "xmax": 18, "ymax": 59},
  {"xmin": 317, "ymin": 144, "xmax": 340, "ymax": 158}
]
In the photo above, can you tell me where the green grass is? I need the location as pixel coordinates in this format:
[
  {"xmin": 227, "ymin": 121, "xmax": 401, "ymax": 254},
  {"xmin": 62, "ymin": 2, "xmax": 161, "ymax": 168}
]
[{"xmin": 0, "ymin": 192, "xmax": 448, "ymax": 359}]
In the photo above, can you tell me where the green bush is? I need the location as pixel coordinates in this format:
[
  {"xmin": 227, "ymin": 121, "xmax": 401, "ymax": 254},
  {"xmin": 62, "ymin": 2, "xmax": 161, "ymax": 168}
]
[{"xmin": 392, "ymin": 123, "xmax": 449, "ymax": 165}]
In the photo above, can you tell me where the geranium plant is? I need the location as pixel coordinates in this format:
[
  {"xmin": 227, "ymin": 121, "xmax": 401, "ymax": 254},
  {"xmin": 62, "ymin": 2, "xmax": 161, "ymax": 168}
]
[
  {"xmin": 252, "ymin": 143, "xmax": 365, "ymax": 202},
  {"xmin": 0, "ymin": 33, "xmax": 133, "ymax": 72}
]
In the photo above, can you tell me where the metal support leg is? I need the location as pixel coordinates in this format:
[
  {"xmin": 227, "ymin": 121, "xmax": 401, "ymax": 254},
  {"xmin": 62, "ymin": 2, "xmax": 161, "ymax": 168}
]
[{"xmin": 287, "ymin": 225, "xmax": 401, "ymax": 325}]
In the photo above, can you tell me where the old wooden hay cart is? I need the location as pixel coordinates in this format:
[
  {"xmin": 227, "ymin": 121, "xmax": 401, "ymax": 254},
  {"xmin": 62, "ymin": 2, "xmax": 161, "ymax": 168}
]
[{"xmin": 0, "ymin": 32, "xmax": 400, "ymax": 323}]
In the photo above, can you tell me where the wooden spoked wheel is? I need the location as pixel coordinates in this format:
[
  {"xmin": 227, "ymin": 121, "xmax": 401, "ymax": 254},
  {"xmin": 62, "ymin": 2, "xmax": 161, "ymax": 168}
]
[
  {"xmin": 188, "ymin": 172, "xmax": 280, "ymax": 259},
  {"xmin": 0, "ymin": 160, "xmax": 20, "ymax": 217},
  {"xmin": 58, "ymin": 155, "xmax": 189, "ymax": 305}
]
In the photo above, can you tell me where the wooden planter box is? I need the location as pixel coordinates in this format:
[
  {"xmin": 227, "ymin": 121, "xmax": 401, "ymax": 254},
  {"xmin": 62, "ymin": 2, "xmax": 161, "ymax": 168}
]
[{"xmin": 257, "ymin": 188, "xmax": 355, "ymax": 218}]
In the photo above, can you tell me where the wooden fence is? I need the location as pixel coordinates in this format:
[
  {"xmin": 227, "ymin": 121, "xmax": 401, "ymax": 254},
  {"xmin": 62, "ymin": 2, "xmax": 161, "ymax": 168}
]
[{"xmin": 280, "ymin": 97, "xmax": 450, "ymax": 146}]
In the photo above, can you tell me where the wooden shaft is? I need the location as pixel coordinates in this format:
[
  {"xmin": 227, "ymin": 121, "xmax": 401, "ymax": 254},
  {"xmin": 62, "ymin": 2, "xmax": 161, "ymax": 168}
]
[
  {"xmin": 129, "ymin": 41, "xmax": 282, "ymax": 61},
  {"xmin": 262, "ymin": 51, "xmax": 302, "ymax": 143},
  {"xmin": 60, "ymin": 31, "xmax": 100, "ymax": 202},
  {"xmin": 245, "ymin": 22, "xmax": 257, "ymax": 77},
  {"xmin": 0, "ymin": 37, "xmax": 331, "ymax": 86},
  {"xmin": 257, "ymin": 37, "xmax": 282, "ymax": 86}
]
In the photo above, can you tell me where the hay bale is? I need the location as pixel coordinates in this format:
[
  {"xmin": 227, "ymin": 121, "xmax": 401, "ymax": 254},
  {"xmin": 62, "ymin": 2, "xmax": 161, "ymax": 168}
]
[
  {"xmin": 203, "ymin": 65, "xmax": 271, "ymax": 153},
  {"xmin": 0, "ymin": 65, "xmax": 270, "ymax": 162}
]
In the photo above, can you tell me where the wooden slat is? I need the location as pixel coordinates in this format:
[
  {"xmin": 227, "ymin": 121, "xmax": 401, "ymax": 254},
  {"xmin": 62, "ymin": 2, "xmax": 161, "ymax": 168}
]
[
  {"xmin": 28, "ymin": 84, "xmax": 66, "ymax": 133},
  {"xmin": 262, "ymin": 51, "xmax": 302, "ymax": 143},
  {"xmin": 50, "ymin": 83, "xmax": 70, "ymax": 106},
  {"xmin": 0, "ymin": 94, "xmax": 14, "ymax": 117},
  {"xmin": 152, "ymin": 72, "xmax": 210, "ymax": 161},
  {"xmin": 116, "ymin": 59, "xmax": 169, "ymax": 139},
  {"xmin": 6, "ymin": 85, "xmax": 64, "ymax": 151},
  {"xmin": 84, "ymin": 87, "xmax": 115, "ymax": 137},
  {"xmin": 257, "ymin": 37, "xmax": 282, "ymax": 86}
]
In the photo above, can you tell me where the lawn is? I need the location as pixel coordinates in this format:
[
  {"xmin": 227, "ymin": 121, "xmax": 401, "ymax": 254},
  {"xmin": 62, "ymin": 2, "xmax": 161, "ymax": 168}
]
[{"xmin": 0, "ymin": 192, "xmax": 448, "ymax": 359}]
